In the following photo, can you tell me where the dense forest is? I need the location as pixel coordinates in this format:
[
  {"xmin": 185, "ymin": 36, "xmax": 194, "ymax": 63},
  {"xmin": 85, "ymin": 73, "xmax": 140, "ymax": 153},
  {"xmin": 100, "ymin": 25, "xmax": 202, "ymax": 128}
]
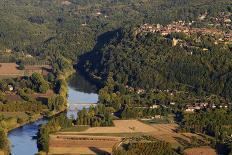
[
  {"xmin": 81, "ymin": 26, "xmax": 232, "ymax": 100},
  {"xmin": 0, "ymin": 0, "xmax": 231, "ymax": 62}
]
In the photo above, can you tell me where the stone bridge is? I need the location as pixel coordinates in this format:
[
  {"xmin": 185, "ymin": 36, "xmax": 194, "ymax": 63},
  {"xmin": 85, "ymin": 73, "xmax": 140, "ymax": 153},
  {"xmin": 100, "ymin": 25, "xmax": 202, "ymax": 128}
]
[{"xmin": 68, "ymin": 103, "xmax": 98, "ymax": 111}]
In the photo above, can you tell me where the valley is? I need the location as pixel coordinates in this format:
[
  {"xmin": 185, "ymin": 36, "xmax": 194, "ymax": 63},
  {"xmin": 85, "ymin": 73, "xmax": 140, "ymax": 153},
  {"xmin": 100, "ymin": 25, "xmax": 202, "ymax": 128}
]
[{"xmin": 0, "ymin": 0, "xmax": 231, "ymax": 155}]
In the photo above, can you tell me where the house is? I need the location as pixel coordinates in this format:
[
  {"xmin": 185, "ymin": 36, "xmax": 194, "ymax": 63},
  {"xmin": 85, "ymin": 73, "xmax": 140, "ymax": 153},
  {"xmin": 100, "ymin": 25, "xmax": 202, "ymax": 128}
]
[
  {"xmin": 137, "ymin": 89, "xmax": 145, "ymax": 94},
  {"xmin": 150, "ymin": 105, "xmax": 159, "ymax": 109},
  {"xmin": 81, "ymin": 23, "xmax": 87, "ymax": 26},
  {"xmin": 8, "ymin": 85, "xmax": 14, "ymax": 91},
  {"xmin": 172, "ymin": 38, "xmax": 179, "ymax": 46},
  {"xmin": 154, "ymin": 115, "xmax": 162, "ymax": 119},
  {"xmin": 62, "ymin": 1, "xmax": 71, "ymax": 5},
  {"xmin": 170, "ymin": 102, "xmax": 176, "ymax": 105},
  {"xmin": 212, "ymin": 105, "xmax": 216, "ymax": 108},
  {"xmin": 201, "ymin": 102, "xmax": 208, "ymax": 107},
  {"xmin": 185, "ymin": 104, "xmax": 201, "ymax": 112},
  {"xmin": 25, "ymin": 54, "xmax": 33, "ymax": 58},
  {"xmin": 96, "ymin": 12, "xmax": 102, "ymax": 16},
  {"xmin": 185, "ymin": 107, "xmax": 195, "ymax": 112},
  {"xmin": 203, "ymin": 48, "xmax": 209, "ymax": 51},
  {"xmin": 224, "ymin": 19, "xmax": 231, "ymax": 23}
]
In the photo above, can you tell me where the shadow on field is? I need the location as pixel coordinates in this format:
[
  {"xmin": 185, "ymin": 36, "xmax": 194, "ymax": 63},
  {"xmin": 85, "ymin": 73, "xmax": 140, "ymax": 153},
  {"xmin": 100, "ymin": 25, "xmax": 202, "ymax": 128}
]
[{"xmin": 89, "ymin": 147, "xmax": 110, "ymax": 155}]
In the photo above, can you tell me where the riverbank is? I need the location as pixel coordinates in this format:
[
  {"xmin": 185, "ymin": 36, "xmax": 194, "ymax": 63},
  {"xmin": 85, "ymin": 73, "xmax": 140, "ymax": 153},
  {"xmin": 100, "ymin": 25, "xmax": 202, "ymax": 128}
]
[
  {"xmin": 6, "ymin": 67, "xmax": 75, "ymax": 155},
  {"xmin": 76, "ymin": 65, "xmax": 103, "ymax": 89},
  {"xmin": 36, "ymin": 70, "xmax": 100, "ymax": 155},
  {"xmin": 6, "ymin": 68, "xmax": 75, "ymax": 133},
  {"xmin": 6, "ymin": 113, "xmax": 43, "ymax": 132}
]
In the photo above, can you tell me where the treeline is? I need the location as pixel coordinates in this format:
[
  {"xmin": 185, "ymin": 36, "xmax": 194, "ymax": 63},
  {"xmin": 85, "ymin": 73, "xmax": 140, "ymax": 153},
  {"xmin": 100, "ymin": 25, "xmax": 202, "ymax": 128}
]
[
  {"xmin": 37, "ymin": 114, "xmax": 72, "ymax": 152},
  {"xmin": 76, "ymin": 104, "xmax": 113, "ymax": 127},
  {"xmin": 0, "ymin": 128, "xmax": 10, "ymax": 154},
  {"xmin": 180, "ymin": 109, "xmax": 232, "ymax": 141},
  {"xmin": 0, "ymin": 102, "xmax": 46, "ymax": 113}
]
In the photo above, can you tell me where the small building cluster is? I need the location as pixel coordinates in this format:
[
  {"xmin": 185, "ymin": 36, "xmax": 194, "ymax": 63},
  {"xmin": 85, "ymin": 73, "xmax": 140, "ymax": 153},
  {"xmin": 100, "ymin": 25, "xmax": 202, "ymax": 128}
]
[
  {"xmin": 125, "ymin": 85, "xmax": 145, "ymax": 94},
  {"xmin": 135, "ymin": 20, "xmax": 232, "ymax": 43},
  {"xmin": 185, "ymin": 102, "xmax": 228, "ymax": 112}
]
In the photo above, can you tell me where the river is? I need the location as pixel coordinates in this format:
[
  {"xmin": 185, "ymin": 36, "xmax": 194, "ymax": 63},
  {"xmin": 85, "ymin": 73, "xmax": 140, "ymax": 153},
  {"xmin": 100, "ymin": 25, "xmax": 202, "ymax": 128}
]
[{"xmin": 8, "ymin": 72, "xmax": 99, "ymax": 155}]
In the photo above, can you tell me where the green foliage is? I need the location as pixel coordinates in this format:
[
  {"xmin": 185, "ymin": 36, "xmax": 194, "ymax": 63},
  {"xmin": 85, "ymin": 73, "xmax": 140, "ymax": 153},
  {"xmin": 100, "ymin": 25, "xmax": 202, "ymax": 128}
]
[
  {"xmin": 37, "ymin": 114, "xmax": 72, "ymax": 152},
  {"xmin": 0, "ymin": 101, "xmax": 46, "ymax": 113},
  {"xmin": 31, "ymin": 73, "xmax": 49, "ymax": 93},
  {"xmin": 17, "ymin": 88, "xmax": 34, "ymax": 102},
  {"xmin": 50, "ymin": 55, "xmax": 73, "ymax": 75},
  {"xmin": 48, "ymin": 95, "xmax": 65, "ymax": 111},
  {"xmin": 37, "ymin": 125, "xmax": 50, "ymax": 152},
  {"xmin": 180, "ymin": 109, "xmax": 232, "ymax": 142},
  {"xmin": 83, "ymin": 27, "xmax": 232, "ymax": 100},
  {"xmin": 18, "ymin": 63, "xmax": 25, "ymax": 70},
  {"xmin": 0, "ymin": 80, "xmax": 7, "ymax": 92},
  {"xmin": 112, "ymin": 136, "xmax": 177, "ymax": 155},
  {"xmin": 76, "ymin": 104, "xmax": 113, "ymax": 127},
  {"xmin": 0, "ymin": 91, "xmax": 6, "ymax": 103},
  {"xmin": 0, "ymin": 0, "xmax": 230, "ymax": 61},
  {"xmin": 0, "ymin": 128, "xmax": 10, "ymax": 154}
]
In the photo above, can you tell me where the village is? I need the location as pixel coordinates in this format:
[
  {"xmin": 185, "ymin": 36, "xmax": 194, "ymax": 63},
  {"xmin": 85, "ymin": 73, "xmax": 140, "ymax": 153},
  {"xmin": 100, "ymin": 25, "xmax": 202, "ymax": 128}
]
[
  {"xmin": 124, "ymin": 84, "xmax": 230, "ymax": 114},
  {"xmin": 135, "ymin": 12, "xmax": 232, "ymax": 46}
]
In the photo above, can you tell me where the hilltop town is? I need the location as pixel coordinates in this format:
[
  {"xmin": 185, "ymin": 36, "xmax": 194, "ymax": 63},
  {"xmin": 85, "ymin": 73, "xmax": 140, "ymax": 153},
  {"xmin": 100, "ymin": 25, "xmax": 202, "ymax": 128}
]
[
  {"xmin": 135, "ymin": 12, "xmax": 231, "ymax": 48},
  {"xmin": 135, "ymin": 20, "xmax": 232, "ymax": 45}
]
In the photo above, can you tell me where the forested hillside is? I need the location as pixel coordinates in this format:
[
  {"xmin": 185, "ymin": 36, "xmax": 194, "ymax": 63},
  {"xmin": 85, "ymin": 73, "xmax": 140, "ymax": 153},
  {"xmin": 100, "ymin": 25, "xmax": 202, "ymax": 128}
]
[
  {"xmin": 81, "ymin": 25, "xmax": 232, "ymax": 100},
  {"xmin": 0, "ymin": 0, "xmax": 231, "ymax": 62}
]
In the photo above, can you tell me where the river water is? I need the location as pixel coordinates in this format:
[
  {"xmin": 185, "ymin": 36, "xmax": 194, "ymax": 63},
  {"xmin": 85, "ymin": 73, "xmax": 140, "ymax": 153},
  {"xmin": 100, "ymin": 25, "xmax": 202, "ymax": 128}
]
[{"xmin": 8, "ymin": 72, "xmax": 99, "ymax": 155}]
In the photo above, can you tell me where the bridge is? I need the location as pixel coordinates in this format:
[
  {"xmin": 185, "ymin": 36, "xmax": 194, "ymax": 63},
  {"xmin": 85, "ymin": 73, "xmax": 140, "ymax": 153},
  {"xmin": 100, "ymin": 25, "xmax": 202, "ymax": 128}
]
[{"xmin": 68, "ymin": 103, "xmax": 98, "ymax": 111}]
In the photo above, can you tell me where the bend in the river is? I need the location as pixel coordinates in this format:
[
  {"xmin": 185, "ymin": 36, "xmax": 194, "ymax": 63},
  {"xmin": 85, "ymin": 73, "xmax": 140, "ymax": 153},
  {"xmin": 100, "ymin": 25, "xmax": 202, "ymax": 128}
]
[{"xmin": 8, "ymin": 71, "xmax": 99, "ymax": 155}]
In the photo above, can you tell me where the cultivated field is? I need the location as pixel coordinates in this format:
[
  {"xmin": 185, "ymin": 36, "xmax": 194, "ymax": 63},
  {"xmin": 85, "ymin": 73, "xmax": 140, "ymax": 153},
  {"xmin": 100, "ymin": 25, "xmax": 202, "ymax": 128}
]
[
  {"xmin": 59, "ymin": 120, "xmax": 195, "ymax": 146},
  {"xmin": 49, "ymin": 147, "xmax": 112, "ymax": 155},
  {"xmin": 50, "ymin": 120, "xmax": 203, "ymax": 155},
  {"xmin": 0, "ymin": 63, "xmax": 51, "ymax": 78},
  {"xmin": 0, "ymin": 63, "xmax": 23, "ymax": 77},
  {"xmin": 49, "ymin": 135, "xmax": 121, "ymax": 155},
  {"xmin": 5, "ymin": 89, "xmax": 54, "ymax": 102},
  {"xmin": 184, "ymin": 146, "xmax": 217, "ymax": 155},
  {"xmin": 77, "ymin": 120, "xmax": 156, "ymax": 133}
]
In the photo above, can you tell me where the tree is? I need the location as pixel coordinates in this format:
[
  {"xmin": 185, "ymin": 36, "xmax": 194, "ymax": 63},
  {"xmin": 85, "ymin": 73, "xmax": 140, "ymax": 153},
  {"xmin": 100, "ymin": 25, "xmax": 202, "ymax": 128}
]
[
  {"xmin": 0, "ymin": 128, "xmax": 10, "ymax": 154},
  {"xmin": 0, "ymin": 81, "xmax": 7, "ymax": 92},
  {"xmin": 30, "ymin": 73, "xmax": 49, "ymax": 93},
  {"xmin": 48, "ymin": 95, "xmax": 65, "ymax": 111},
  {"xmin": 18, "ymin": 63, "xmax": 25, "ymax": 70},
  {"xmin": 37, "ymin": 125, "xmax": 49, "ymax": 152}
]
